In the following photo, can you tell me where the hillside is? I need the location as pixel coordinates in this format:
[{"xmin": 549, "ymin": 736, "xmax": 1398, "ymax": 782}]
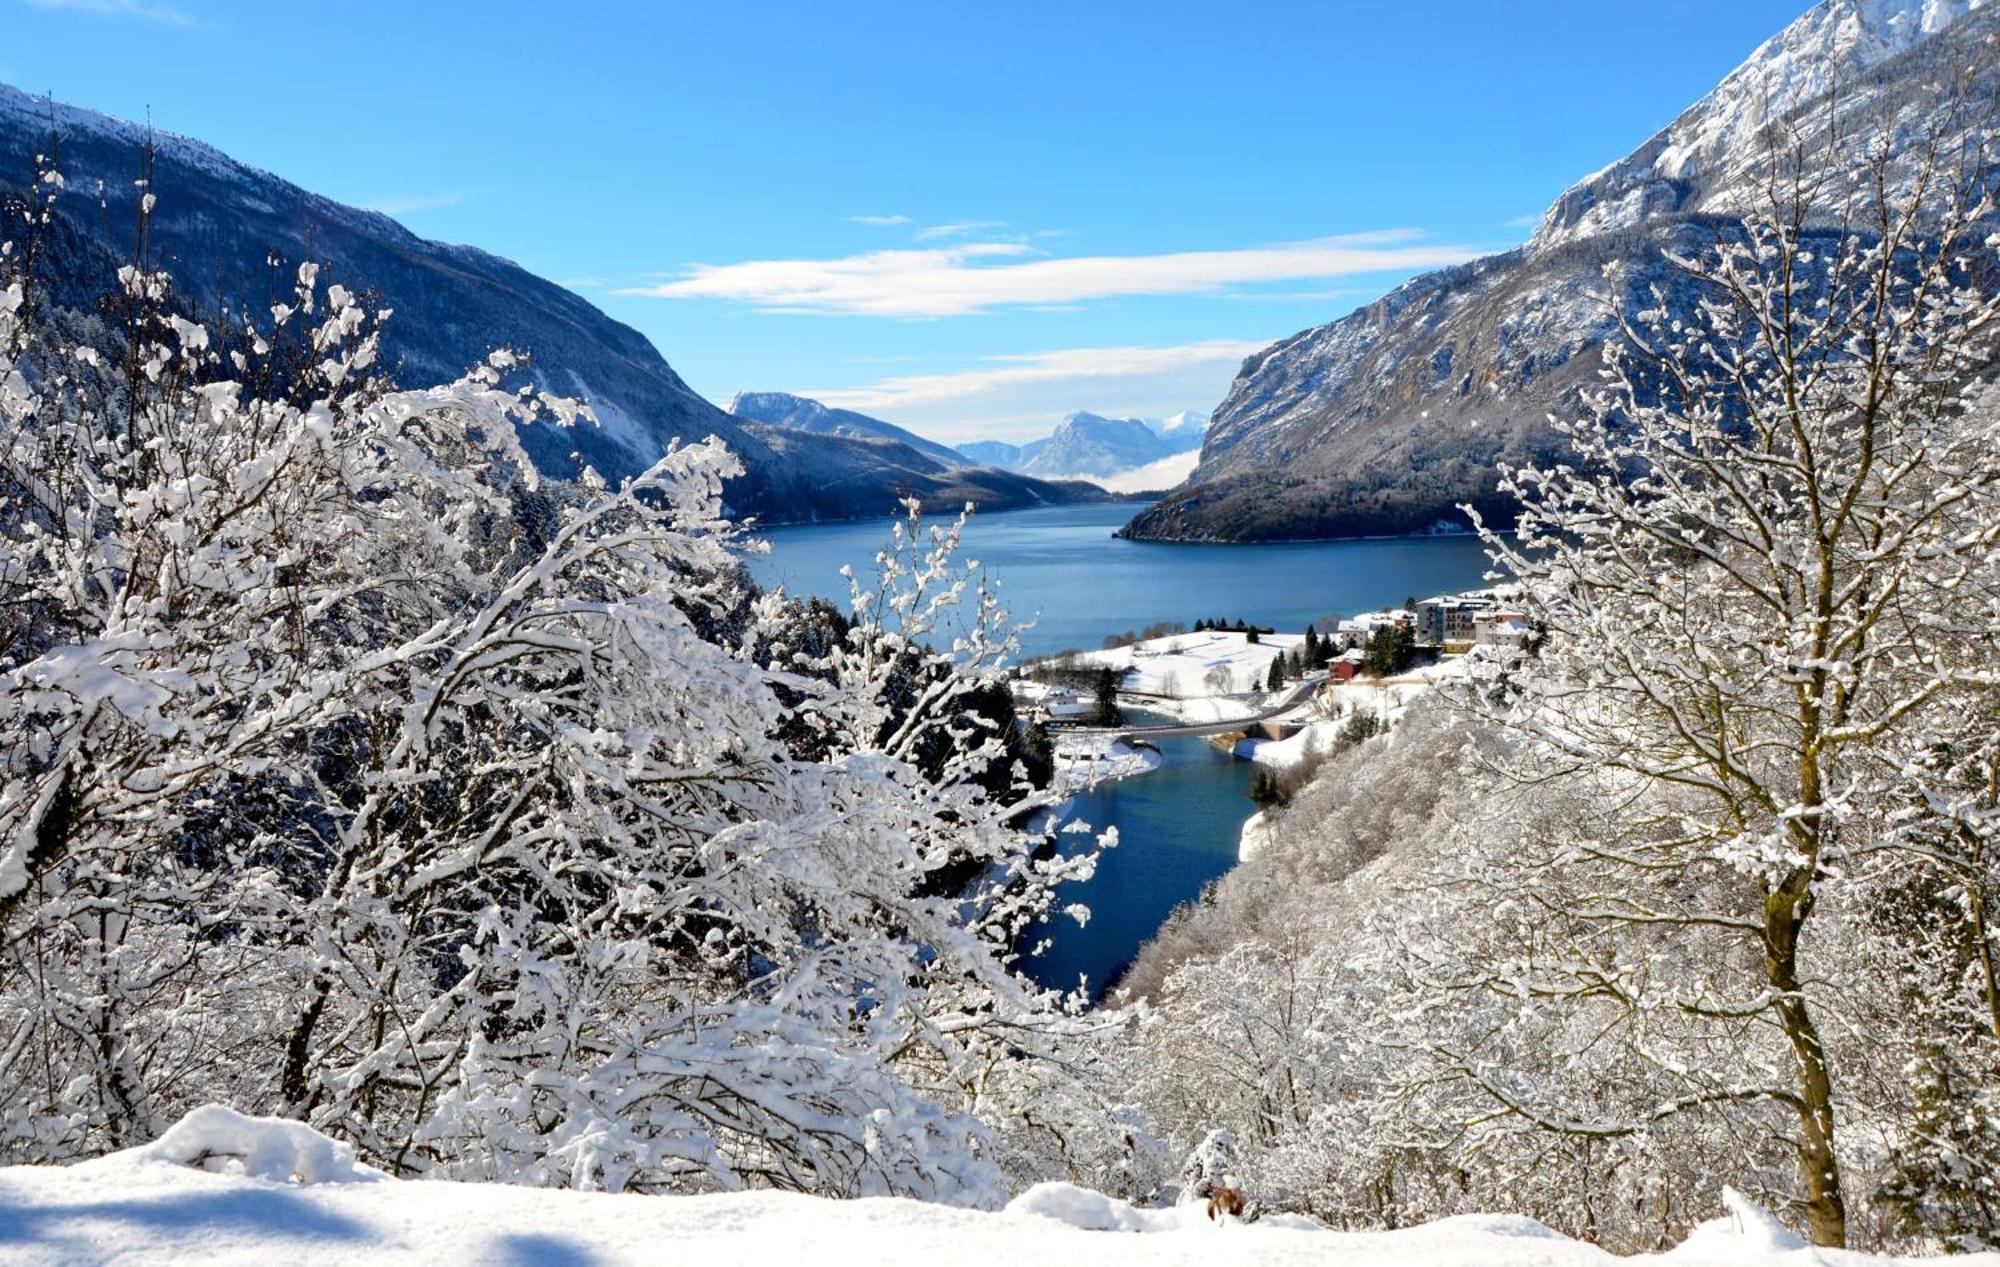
[
  {"xmin": 737, "ymin": 421, "xmax": 1110, "ymax": 515},
  {"xmin": 0, "ymin": 82, "xmax": 1003, "ymax": 525},
  {"xmin": 1120, "ymin": 0, "xmax": 1999, "ymax": 542},
  {"xmin": 728, "ymin": 390, "xmax": 970, "ymax": 467}
]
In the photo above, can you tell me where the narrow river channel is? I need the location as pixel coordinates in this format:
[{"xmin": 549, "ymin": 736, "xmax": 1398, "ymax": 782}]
[{"xmin": 1021, "ymin": 710, "xmax": 1255, "ymax": 998}]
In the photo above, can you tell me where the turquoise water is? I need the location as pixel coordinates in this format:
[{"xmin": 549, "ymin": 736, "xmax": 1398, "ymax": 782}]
[
  {"xmin": 1026, "ymin": 714, "xmax": 1256, "ymax": 997},
  {"xmin": 746, "ymin": 502, "xmax": 1497, "ymax": 660},
  {"xmin": 745, "ymin": 501, "xmax": 1495, "ymax": 996}
]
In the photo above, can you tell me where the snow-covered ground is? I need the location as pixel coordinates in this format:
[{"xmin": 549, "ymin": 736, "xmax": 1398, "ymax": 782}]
[
  {"xmin": 0, "ymin": 1107, "xmax": 1973, "ymax": 1267},
  {"xmin": 1237, "ymin": 808, "xmax": 1272, "ymax": 862},
  {"xmin": 1045, "ymin": 631, "xmax": 1483, "ymax": 769},
  {"xmin": 1053, "ymin": 733, "xmax": 1163, "ymax": 792},
  {"xmin": 1245, "ymin": 656, "xmax": 1478, "ymax": 769},
  {"xmin": 1071, "ymin": 629, "xmax": 1305, "ymax": 701}
]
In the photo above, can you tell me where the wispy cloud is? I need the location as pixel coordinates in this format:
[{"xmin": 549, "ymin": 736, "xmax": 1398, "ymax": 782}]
[
  {"xmin": 801, "ymin": 339, "xmax": 1265, "ymax": 442},
  {"xmin": 1223, "ymin": 286, "xmax": 1369, "ymax": 304},
  {"xmin": 912, "ymin": 219, "xmax": 1007, "ymax": 242},
  {"xmin": 1503, "ymin": 211, "xmax": 1543, "ymax": 229},
  {"xmin": 624, "ymin": 230, "xmax": 1480, "ymax": 318},
  {"xmin": 846, "ymin": 213, "xmax": 912, "ymax": 227},
  {"xmin": 21, "ymin": 0, "xmax": 194, "ymax": 26},
  {"xmin": 363, "ymin": 190, "xmax": 470, "ymax": 217}
]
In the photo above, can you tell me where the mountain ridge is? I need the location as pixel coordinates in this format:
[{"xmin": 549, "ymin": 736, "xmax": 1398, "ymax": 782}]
[
  {"xmin": 958, "ymin": 409, "xmax": 1208, "ymax": 483},
  {"xmin": 1120, "ymin": 0, "xmax": 1998, "ymax": 543},
  {"xmin": 0, "ymin": 82, "xmax": 1027, "ymax": 526},
  {"xmin": 725, "ymin": 391, "xmax": 1114, "ymax": 515}
]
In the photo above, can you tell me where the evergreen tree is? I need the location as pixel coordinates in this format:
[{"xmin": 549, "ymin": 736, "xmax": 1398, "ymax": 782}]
[
  {"xmin": 1248, "ymin": 768, "xmax": 1285, "ymax": 810},
  {"xmin": 1266, "ymin": 657, "xmax": 1285, "ymax": 692},
  {"xmin": 1092, "ymin": 666, "xmax": 1125, "ymax": 727},
  {"xmin": 1363, "ymin": 624, "xmax": 1416, "ymax": 678}
]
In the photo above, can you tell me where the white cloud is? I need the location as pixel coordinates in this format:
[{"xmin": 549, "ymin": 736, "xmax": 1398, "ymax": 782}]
[
  {"xmin": 1055, "ymin": 449, "xmax": 1203, "ymax": 493},
  {"xmin": 1504, "ymin": 211, "xmax": 1544, "ymax": 229},
  {"xmin": 846, "ymin": 213, "xmax": 912, "ymax": 227},
  {"xmin": 21, "ymin": 0, "xmax": 193, "ymax": 25},
  {"xmin": 801, "ymin": 339, "xmax": 1265, "ymax": 443},
  {"xmin": 622, "ymin": 230, "xmax": 1481, "ymax": 318},
  {"xmin": 912, "ymin": 219, "xmax": 1006, "ymax": 242}
]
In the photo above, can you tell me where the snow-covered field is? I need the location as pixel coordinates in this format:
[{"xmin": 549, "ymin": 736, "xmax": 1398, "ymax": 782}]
[
  {"xmin": 1053, "ymin": 733, "xmax": 1163, "ymax": 791},
  {"xmin": 1049, "ymin": 631, "xmax": 1482, "ymax": 769},
  {"xmin": 0, "ymin": 1108, "xmax": 1974, "ymax": 1267},
  {"xmin": 1072, "ymin": 629, "xmax": 1305, "ymax": 700}
]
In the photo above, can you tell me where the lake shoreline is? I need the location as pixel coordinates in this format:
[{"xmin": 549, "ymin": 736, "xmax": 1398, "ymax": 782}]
[{"xmin": 754, "ymin": 502, "xmax": 1496, "ymax": 997}]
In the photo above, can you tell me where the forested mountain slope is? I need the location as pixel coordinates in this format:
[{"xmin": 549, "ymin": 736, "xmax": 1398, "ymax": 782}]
[{"xmin": 0, "ymin": 82, "xmax": 1016, "ymax": 525}]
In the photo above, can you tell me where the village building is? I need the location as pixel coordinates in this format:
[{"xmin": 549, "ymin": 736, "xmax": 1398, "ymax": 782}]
[
  {"xmin": 1331, "ymin": 610, "xmax": 1408, "ymax": 651},
  {"xmin": 1413, "ymin": 594, "xmax": 1496, "ymax": 646},
  {"xmin": 1473, "ymin": 610, "xmax": 1531, "ymax": 647},
  {"xmin": 1328, "ymin": 648, "xmax": 1368, "ymax": 682}
]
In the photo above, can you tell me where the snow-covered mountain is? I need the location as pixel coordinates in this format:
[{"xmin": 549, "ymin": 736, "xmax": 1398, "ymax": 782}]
[
  {"xmin": 958, "ymin": 410, "xmax": 1209, "ymax": 486},
  {"xmin": 0, "ymin": 83, "xmax": 1017, "ymax": 526},
  {"xmin": 1151, "ymin": 410, "xmax": 1211, "ymax": 444},
  {"xmin": 956, "ymin": 438, "xmax": 1034, "ymax": 469},
  {"xmin": 1021, "ymin": 412, "xmax": 1169, "ymax": 480},
  {"xmin": 1121, "ymin": 0, "xmax": 1997, "ymax": 542},
  {"xmin": 1532, "ymin": 0, "xmax": 1982, "ymax": 251},
  {"xmin": 723, "ymin": 391, "xmax": 1111, "ymax": 513},
  {"xmin": 727, "ymin": 391, "xmax": 970, "ymax": 468}
]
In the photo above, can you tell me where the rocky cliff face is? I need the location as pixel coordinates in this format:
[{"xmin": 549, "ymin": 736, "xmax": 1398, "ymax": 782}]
[
  {"xmin": 0, "ymin": 83, "xmax": 998, "ymax": 525},
  {"xmin": 1121, "ymin": 0, "xmax": 1996, "ymax": 542}
]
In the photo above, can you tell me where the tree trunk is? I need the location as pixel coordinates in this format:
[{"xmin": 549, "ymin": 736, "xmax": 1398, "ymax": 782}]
[
  {"xmin": 1764, "ymin": 877, "xmax": 1848, "ymax": 1247},
  {"xmin": 280, "ymin": 976, "xmax": 331, "ymax": 1112}
]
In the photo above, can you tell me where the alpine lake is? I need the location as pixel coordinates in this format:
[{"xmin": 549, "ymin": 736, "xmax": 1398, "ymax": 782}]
[{"xmin": 746, "ymin": 501, "xmax": 1494, "ymax": 997}]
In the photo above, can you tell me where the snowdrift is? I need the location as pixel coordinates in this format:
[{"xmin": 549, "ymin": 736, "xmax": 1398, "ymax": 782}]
[{"xmin": 0, "ymin": 1108, "xmax": 1989, "ymax": 1266}]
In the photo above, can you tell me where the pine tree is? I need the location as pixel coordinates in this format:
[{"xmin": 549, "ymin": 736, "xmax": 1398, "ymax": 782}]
[
  {"xmin": 1363, "ymin": 624, "xmax": 1415, "ymax": 678},
  {"xmin": 1249, "ymin": 768, "xmax": 1284, "ymax": 809},
  {"xmin": 1093, "ymin": 666, "xmax": 1125, "ymax": 727}
]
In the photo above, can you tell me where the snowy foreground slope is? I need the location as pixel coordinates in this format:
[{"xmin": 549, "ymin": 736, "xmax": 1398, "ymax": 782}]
[{"xmin": 0, "ymin": 1110, "xmax": 1992, "ymax": 1267}]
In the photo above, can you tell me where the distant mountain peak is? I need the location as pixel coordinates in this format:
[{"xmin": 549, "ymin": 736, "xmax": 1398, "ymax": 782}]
[
  {"xmin": 726, "ymin": 391, "xmax": 833, "ymax": 428},
  {"xmin": 727, "ymin": 391, "xmax": 974, "ymax": 470},
  {"xmin": 1155, "ymin": 409, "xmax": 1210, "ymax": 437}
]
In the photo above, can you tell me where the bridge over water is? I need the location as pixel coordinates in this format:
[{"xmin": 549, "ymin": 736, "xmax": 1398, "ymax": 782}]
[{"xmin": 1042, "ymin": 675, "xmax": 1325, "ymax": 742}]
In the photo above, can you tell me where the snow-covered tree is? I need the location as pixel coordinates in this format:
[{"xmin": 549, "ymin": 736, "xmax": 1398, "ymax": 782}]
[
  {"xmin": 1462, "ymin": 114, "xmax": 2000, "ymax": 1247},
  {"xmin": 0, "ymin": 169, "xmax": 1121, "ymax": 1204}
]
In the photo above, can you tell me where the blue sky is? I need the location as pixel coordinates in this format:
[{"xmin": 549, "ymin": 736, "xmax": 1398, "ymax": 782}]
[{"xmin": 6, "ymin": 0, "xmax": 1811, "ymax": 442}]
